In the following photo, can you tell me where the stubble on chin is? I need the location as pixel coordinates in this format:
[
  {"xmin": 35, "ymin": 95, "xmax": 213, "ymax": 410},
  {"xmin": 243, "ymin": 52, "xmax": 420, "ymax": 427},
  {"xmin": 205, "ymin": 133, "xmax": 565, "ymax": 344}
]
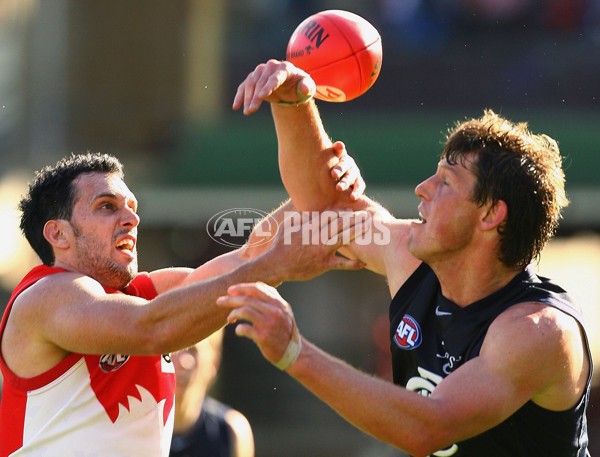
[
  {"xmin": 111, "ymin": 259, "xmax": 138, "ymax": 290},
  {"xmin": 83, "ymin": 254, "xmax": 138, "ymax": 290}
]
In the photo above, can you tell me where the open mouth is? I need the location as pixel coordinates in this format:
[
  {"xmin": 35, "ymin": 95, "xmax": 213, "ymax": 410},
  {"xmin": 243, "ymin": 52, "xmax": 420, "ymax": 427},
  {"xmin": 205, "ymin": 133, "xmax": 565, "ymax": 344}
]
[{"xmin": 116, "ymin": 238, "xmax": 135, "ymax": 253}]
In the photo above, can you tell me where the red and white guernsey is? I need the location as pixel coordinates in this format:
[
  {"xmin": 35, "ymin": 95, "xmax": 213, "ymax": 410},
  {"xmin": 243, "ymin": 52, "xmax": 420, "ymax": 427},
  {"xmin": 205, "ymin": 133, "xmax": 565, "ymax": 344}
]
[{"xmin": 0, "ymin": 265, "xmax": 176, "ymax": 456}]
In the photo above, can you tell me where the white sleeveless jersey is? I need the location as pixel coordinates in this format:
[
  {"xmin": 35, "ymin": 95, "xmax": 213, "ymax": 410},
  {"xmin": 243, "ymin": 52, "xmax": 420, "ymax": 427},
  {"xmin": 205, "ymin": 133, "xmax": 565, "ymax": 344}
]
[{"xmin": 0, "ymin": 266, "xmax": 176, "ymax": 457}]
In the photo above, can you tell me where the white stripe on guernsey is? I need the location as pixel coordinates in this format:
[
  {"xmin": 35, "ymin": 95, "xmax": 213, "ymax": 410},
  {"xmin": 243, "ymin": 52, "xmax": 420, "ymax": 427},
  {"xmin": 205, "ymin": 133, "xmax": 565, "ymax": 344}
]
[{"xmin": 15, "ymin": 358, "xmax": 173, "ymax": 457}]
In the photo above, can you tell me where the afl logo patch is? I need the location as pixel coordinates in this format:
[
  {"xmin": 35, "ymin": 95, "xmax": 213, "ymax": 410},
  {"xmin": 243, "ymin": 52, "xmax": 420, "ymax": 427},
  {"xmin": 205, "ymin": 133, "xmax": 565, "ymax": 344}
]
[
  {"xmin": 394, "ymin": 315, "xmax": 422, "ymax": 350},
  {"xmin": 99, "ymin": 353, "xmax": 130, "ymax": 372}
]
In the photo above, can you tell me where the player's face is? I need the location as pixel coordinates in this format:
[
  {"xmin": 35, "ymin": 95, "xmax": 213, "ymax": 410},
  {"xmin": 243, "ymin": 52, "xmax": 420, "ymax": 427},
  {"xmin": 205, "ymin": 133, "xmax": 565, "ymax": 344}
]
[
  {"xmin": 66, "ymin": 172, "xmax": 140, "ymax": 289},
  {"xmin": 408, "ymin": 155, "xmax": 484, "ymax": 264},
  {"xmin": 172, "ymin": 340, "xmax": 218, "ymax": 394}
]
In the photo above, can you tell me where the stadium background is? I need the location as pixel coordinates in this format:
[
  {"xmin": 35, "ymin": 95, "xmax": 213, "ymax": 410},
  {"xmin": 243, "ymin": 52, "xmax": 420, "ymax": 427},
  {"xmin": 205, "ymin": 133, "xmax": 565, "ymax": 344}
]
[{"xmin": 0, "ymin": 1, "xmax": 598, "ymax": 455}]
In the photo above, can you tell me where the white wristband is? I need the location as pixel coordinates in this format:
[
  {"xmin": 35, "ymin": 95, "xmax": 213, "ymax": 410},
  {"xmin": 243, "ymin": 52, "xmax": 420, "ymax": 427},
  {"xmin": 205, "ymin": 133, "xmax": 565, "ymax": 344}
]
[{"xmin": 273, "ymin": 334, "xmax": 302, "ymax": 371}]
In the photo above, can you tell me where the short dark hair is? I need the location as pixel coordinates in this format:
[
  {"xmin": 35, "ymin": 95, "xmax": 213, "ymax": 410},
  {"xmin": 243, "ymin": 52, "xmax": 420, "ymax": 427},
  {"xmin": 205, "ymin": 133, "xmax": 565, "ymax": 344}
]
[
  {"xmin": 19, "ymin": 153, "xmax": 124, "ymax": 265},
  {"xmin": 442, "ymin": 109, "xmax": 569, "ymax": 269}
]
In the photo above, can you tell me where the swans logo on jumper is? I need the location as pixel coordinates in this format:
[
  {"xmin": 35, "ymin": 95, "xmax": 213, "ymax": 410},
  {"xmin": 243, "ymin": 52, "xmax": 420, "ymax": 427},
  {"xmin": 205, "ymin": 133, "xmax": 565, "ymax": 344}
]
[
  {"xmin": 394, "ymin": 315, "xmax": 422, "ymax": 350},
  {"xmin": 99, "ymin": 353, "xmax": 130, "ymax": 372}
]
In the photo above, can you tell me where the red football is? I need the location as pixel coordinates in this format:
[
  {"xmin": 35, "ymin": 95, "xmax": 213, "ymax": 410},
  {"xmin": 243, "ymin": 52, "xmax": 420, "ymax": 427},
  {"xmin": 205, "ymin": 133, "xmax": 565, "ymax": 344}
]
[{"xmin": 286, "ymin": 10, "xmax": 383, "ymax": 102}]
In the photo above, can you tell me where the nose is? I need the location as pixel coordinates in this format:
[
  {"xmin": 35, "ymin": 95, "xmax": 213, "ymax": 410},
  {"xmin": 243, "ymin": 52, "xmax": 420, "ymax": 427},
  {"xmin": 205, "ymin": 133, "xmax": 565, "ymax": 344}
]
[
  {"xmin": 121, "ymin": 205, "xmax": 140, "ymax": 228},
  {"xmin": 122, "ymin": 200, "xmax": 140, "ymax": 227},
  {"xmin": 415, "ymin": 175, "xmax": 434, "ymax": 200}
]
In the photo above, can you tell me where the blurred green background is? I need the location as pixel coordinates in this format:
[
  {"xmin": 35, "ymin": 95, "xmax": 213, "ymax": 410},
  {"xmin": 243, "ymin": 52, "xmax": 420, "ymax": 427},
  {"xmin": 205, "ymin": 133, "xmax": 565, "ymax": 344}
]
[{"xmin": 1, "ymin": 1, "xmax": 599, "ymax": 455}]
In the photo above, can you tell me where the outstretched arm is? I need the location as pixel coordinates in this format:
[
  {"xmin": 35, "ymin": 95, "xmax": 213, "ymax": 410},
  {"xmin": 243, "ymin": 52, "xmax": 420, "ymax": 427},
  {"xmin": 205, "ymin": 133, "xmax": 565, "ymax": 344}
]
[
  {"xmin": 218, "ymin": 283, "xmax": 590, "ymax": 457},
  {"xmin": 233, "ymin": 60, "xmax": 357, "ymax": 211},
  {"xmin": 233, "ymin": 59, "xmax": 421, "ymax": 286}
]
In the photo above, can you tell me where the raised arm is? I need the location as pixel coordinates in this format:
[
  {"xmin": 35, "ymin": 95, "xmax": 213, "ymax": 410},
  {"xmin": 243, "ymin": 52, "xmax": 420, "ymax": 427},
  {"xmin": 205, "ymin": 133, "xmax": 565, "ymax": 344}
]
[
  {"xmin": 233, "ymin": 60, "xmax": 421, "ymax": 289},
  {"xmin": 233, "ymin": 60, "xmax": 357, "ymax": 211}
]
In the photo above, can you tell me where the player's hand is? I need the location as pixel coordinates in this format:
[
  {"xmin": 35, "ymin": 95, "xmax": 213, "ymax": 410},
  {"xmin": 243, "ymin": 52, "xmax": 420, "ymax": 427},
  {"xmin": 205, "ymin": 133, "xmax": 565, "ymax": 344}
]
[
  {"xmin": 329, "ymin": 141, "xmax": 366, "ymax": 201},
  {"xmin": 232, "ymin": 60, "xmax": 316, "ymax": 115},
  {"xmin": 217, "ymin": 282, "xmax": 299, "ymax": 366},
  {"xmin": 265, "ymin": 209, "xmax": 367, "ymax": 284}
]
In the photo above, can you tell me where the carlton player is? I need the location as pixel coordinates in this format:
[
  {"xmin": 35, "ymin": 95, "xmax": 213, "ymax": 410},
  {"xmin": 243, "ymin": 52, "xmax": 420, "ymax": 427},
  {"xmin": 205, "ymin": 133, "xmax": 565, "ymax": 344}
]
[{"xmin": 223, "ymin": 59, "xmax": 592, "ymax": 456}]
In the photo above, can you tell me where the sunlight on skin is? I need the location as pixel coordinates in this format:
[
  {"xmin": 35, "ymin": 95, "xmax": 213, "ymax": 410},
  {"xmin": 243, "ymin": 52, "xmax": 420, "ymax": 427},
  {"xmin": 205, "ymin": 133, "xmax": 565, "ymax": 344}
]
[{"xmin": 537, "ymin": 234, "xmax": 600, "ymax": 386}]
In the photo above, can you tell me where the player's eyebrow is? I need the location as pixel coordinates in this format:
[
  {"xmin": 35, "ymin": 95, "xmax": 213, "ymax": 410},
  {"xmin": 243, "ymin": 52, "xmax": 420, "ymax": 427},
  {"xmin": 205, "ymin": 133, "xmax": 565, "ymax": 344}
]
[{"xmin": 94, "ymin": 192, "xmax": 138, "ymax": 210}]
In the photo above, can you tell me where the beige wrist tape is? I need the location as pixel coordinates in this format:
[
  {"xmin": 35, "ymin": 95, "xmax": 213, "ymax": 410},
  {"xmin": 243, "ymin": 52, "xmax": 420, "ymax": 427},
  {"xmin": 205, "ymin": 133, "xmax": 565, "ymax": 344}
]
[
  {"xmin": 274, "ymin": 85, "xmax": 315, "ymax": 106},
  {"xmin": 273, "ymin": 334, "xmax": 302, "ymax": 371},
  {"xmin": 274, "ymin": 93, "xmax": 314, "ymax": 106}
]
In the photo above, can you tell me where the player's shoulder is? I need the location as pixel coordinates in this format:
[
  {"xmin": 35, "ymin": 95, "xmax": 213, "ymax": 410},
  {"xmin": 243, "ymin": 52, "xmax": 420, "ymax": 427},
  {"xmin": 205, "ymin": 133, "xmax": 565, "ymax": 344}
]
[
  {"xmin": 488, "ymin": 301, "xmax": 590, "ymax": 409},
  {"xmin": 486, "ymin": 301, "xmax": 584, "ymax": 363},
  {"xmin": 6, "ymin": 271, "xmax": 103, "ymax": 355},
  {"xmin": 9, "ymin": 271, "xmax": 108, "ymax": 326},
  {"xmin": 19, "ymin": 270, "xmax": 103, "ymax": 301},
  {"xmin": 222, "ymin": 406, "xmax": 254, "ymax": 456},
  {"xmin": 494, "ymin": 301, "xmax": 580, "ymax": 333}
]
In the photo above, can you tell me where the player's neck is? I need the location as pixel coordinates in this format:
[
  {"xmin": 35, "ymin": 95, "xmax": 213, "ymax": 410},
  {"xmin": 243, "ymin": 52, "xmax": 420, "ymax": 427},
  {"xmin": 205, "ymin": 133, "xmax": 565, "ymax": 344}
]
[{"xmin": 432, "ymin": 257, "xmax": 520, "ymax": 307}]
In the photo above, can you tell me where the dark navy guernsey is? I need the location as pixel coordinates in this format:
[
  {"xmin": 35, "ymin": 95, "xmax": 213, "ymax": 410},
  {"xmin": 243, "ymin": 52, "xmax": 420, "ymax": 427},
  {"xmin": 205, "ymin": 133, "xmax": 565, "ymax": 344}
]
[
  {"xmin": 169, "ymin": 397, "xmax": 233, "ymax": 457},
  {"xmin": 389, "ymin": 262, "xmax": 592, "ymax": 457}
]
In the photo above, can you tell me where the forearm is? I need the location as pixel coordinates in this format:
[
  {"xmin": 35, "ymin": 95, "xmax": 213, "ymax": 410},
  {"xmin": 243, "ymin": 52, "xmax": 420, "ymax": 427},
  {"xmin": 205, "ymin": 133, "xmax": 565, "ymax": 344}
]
[
  {"xmin": 272, "ymin": 102, "xmax": 344, "ymax": 211},
  {"xmin": 287, "ymin": 339, "xmax": 452, "ymax": 456},
  {"xmin": 144, "ymin": 256, "xmax": 282, "ymax": 353},
  {"xmin": 181, "ymin": 249, "xmax": 246, "ymax": 285}
]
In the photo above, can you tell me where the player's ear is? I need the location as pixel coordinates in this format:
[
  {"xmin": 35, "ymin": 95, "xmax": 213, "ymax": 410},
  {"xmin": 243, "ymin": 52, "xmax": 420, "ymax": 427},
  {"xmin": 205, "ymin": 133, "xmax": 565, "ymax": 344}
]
[
  {"xmin": 481, "ymin": 199, "xmax": 507, "ymax": 232},
  {"xmin": 43, "ymin": 220, "xmax": 71, "ymax": 249}
]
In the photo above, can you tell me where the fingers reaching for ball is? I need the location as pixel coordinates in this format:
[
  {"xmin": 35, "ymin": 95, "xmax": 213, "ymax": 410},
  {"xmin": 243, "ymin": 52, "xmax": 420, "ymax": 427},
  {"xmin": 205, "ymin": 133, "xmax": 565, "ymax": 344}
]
[
  {"xmin": 233, "ymin": 11, "xmax": 382, "ymax": 113},
  {"xmin": 232, "ymin": 60, "xmax": 316, "ymax": 115},
  {"xmin": 286, "ymin": 10, "xmax": 382, "ymax": 102}
]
